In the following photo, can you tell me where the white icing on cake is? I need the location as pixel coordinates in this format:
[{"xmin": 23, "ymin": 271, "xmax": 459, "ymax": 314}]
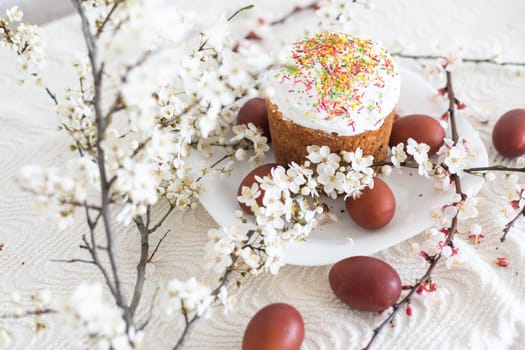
[{"xmin": 268, "ymin": 33, "xmax": 401, "ymax": 136}]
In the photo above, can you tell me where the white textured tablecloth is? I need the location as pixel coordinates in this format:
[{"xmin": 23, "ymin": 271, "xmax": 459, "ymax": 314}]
[{"xmin": 1, "ymin": 1, "xmax": 525, "ymax": 349}]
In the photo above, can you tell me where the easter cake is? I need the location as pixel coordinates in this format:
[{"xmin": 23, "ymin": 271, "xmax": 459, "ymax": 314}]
[{"xmin": 266, "ymin": 32, "xmax": 401, "ymax": 165}]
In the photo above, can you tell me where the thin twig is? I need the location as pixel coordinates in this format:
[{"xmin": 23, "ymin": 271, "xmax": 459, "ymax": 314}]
[
  {"xmin": 269, "ymin": 1, "xmax": 320, "ymax": 26},
  {"xmin": 391, "ymin": 52, "xmax": 525, "ymax": 67},
  {"xmin": 148, "ymin": 205, "xmax": 175, "ymax": 234},
  {"xmin": 45, "ymin": 87, "xmax": 58, "ymax": 105},
  {"xmin": 138, "ymin": 287, "xmax": 159, "ymax": 331},
  {"xmin": 465, "ymin": 166, "xmax": 525, "ymax": 174},
  {"xmin": 148, "ymin": 229, "xmax": 170, "ymax": 263},
  {"xmin": 195, "ymin": 154, "xmax": 231, "ymax": 182},
  {"xmin": 95, "ymin": 2, "xmax": 120, "ymax": 38},
  {"xmin": 50, "ymin": 258, "xmax": 95, "ymax": 265},
  {"xmin": 227, "ymin": 4, "xmax": 255, "ymax": 21},
  {"xmin": 83, "ymin": 205, "xmax": 117, "ymax": 299},
  {"xmin": 0, "ymin": 309, "xmax": 56, "ymax": 319},
  {"xmin": 501, "ymin": 206, "xmax": 525, "ymax": 242}
]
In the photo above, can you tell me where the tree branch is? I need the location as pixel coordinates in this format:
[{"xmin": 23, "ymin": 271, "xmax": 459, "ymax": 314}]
[
  {"xmin": 363, "ymin": 69, "xmax": 464, "ymax": 350},
  {"xmin": 269, "ymin": 2, "xmax": 320, "ymax": 26},
  {"xmin": 0, "ymin": 308, "xmax": 56, "ymax": 320},
  {"xmin": 391, "ymin": 52, "xmax": 525, "ymax": 67},
  {"xmin": 45, "ymin": 87, "xmax": 58, "ymax": 105},
  {"xmin": 71, "ymin": 0, "xmax": 130, "ymax": 325},
  {"xmin": 50, "ymin": 258, "xmax": 95, "ymax": 265},
  {"xmin": 148, "ymin": 229, "xmax": 170, "ymax": 263},
  {"xmin": 501, "ymin": 206, "xmax": 525, "ymax": 242},
  {"xmin": 148, "ymin": 205, "xmax": 175, "ymax": 234},
  {"xmin": 464, "ymin": 165, "xmax": 525, "ymax": 174},
  {"xmin": 95, "ymin": 2, "xmax": 120, "ymax": 39},
  {"xmin": 129, "ymin": 215, "xmax": 150, "ymax": 316}
]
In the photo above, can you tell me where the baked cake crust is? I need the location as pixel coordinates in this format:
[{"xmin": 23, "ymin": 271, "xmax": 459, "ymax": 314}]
[{"xmin": 267, "ymin": 99, "xmax": 395, "ymax": 165}]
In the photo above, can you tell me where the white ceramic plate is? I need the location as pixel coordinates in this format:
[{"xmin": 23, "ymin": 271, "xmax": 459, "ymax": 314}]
[{"xmin": 197, "ymin": 68, "xmax": 489, "ymax": 266}]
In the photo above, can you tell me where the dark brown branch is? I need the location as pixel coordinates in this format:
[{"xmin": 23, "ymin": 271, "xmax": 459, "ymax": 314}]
[
  {"xmin": 501, "ymin": 206, "xmax": 525, "ymax": 242},
  {"xmin": 268, "ymin": 2, "xmax": 320, "ymax": 26},
  {"xmin": 82, "ymin": 205, "xmax": 117, "ymax": 299},
  {"xmin": 446, "ymin": 71, "xmax": 460, "ymax": 145},
  {"xmin": 391, "ymin": 52, "xmax": 525, "ymax": 67},
  {"xmin": 45, "ymin": 87, "xmax": 58, "ymax": 105},
  {"xmin": 465, "ymin": 165, "xmax": 525, "ymax": 174},
  {"xmin": 50, "ymin": 258, "xmax": 95, "ymax": 265},
  {"xmin": 0, "ymin": 308, "xmax": 56, "ymax": 320},
  {"xmin": 95, "ymin": 2, "xmax": 120, "ymax": 38},
  {"xmin": 71, "ymin": 0, "xmax": 130, "ymax": 325},
  {"xmin": 363, "ymin": 69, "xmax": 464, "ymax": 350},
  {"xmin": 129, "ymin": 215, "xmax": 149, "ymax": 316},
  {"xmin": 148, "ymin": 229, "xmax": 170, "ymax": 262},
  {"xmin": 148, "ymin": 205, "xmax": 175, "ymax": 234}
]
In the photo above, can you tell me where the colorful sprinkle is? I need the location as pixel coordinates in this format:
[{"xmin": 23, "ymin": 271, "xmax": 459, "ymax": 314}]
[{"xmin": 276, "ymin": 32, "xmax": 397, "ymax": 121}]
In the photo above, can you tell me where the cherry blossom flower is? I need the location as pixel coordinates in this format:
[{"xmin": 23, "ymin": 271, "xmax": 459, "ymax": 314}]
[
  {"xmin": 468, "ymin": 223, "xmax": 485, "ymax": 244},
  {"xmin": 217, "ymin": 286, "xmax": 235, "ymax": 315},
  {"xmin": 237, "ymin": 182, "xmax": 261, "ymax": 209},
  {"xmin": 162, "ymin": 277, "xmax": 214, "ymax": 318},
  {"xmin": 317, "ymin": 163, "xmax": 345, "ymax": 199},
  {"xmin": 1, "ymin": 8, "xmax": 45, "ymax": 80},
  {"xmin": 439, "ymin": 51, "xmax": 463, "ymax": 72},
  {"xmin": 344, "ymin": 148, "xmax": 374, "ymax": 173},
  {"xmin": 306, "ymin": 145, "xmax": 341, "ymax": 169},
  {"xmin": 406, "ymin": 138, "xmax": 431, "ymax": 164},
  {"xmin": 438, "ymin": 138, "xmax": 473, "ymax": 176},
  {"xmin": 6, "ymin": 6, "xmax": 23, "ymax": 23},
  {"xmin": 390, "ymin": 142, "xmax": 407, "ymax": 168},
  {"xmin": 457, "ymin": 196, "xmax": 479, "ymax": 220}
]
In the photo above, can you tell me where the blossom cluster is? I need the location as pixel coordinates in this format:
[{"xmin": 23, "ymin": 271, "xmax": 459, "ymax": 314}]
[
  {"xmin": 0, "ymin": 290, "xmax": 52, "ymax": 348},
  {"xmin": 205, "ymin": 145, "xmax": 386, "ymax": 278},
  {"xmin": 486, "ymin": 164, "xmax": 525, "ymax": 226},
  {"xmin": 316, "ymin": 0, "xmax": 370, "ymax": 31},
  {"xmin": 63, "ymin": 283, "xmax": 143, "ymax": 350},
  {"xmin": 160, "ymin": 277, "xmax": 214, "ymax": 318},
  {"xmin": 307, "ymin": 145, "xmax": 375, "ymax": 199},
  {"xmin": 388, "ymin": 137, "xmax": 476, "ymax": 191},
  {"xmin": 0, "ymin": 7, "xmax": 45, "ymax": 82},
  {"xmin": 19, "ymin": 158, "xmax": 101, "ymax": 229},
  {"xmin": 19, "ymin": 1, "xmax": 271, "ymax": 227},
  {"xmin": 206, "ymin": 163, "xmax": 325, "ymax": 276}
]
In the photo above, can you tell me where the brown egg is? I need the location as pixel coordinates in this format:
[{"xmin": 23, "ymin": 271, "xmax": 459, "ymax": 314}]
[
  {"xmin": 345, "ymin": 178, "xmax": 395, "ymax": 230},
  {"xmin": 329, "ymin": 256, "xmax": 402, "ymax": 312},
  {"xmin": 237, "ymin": 163, "xmax": 280, "ymax": 214},
  {"xmin": 389, "ymin": 114, "xmax": 445, "ymax": 155},
  {"xmin": 242, "ymin": 303, "xmax": 304, "ymax": 350},
  {"xmin": 237, "ymin": 97, "xmax": 271, "ymax": 140},
  {"xmin": 492, "ymin": 109, "xmax": 525, "ymax": 157}
]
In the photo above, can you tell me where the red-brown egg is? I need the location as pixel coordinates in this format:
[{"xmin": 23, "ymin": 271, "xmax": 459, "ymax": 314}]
[
  {"xmin": 237, "ymin": 97, "xmax": 271, "ymax": 140},
  {"xmin": 329, "ymin": 256, "xmax": 401, "ymax": 312},
  {"xmin": 389, "ymin": 114, "xmax": 445, "ymax": 155},
  {"xmin": 345, "ymin": 178, "xmax": 395, "ymax": 230},
  {"xmin": 242, "ymin": 303, "xmax": 304, "ymax": 350},
  {"xmin": 492, "ymin": 109, "xmax": 525, "ymax": 157},
  {"xmin": 237, "ymin": 163, "xmax": 280, "ymax": 214}
]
